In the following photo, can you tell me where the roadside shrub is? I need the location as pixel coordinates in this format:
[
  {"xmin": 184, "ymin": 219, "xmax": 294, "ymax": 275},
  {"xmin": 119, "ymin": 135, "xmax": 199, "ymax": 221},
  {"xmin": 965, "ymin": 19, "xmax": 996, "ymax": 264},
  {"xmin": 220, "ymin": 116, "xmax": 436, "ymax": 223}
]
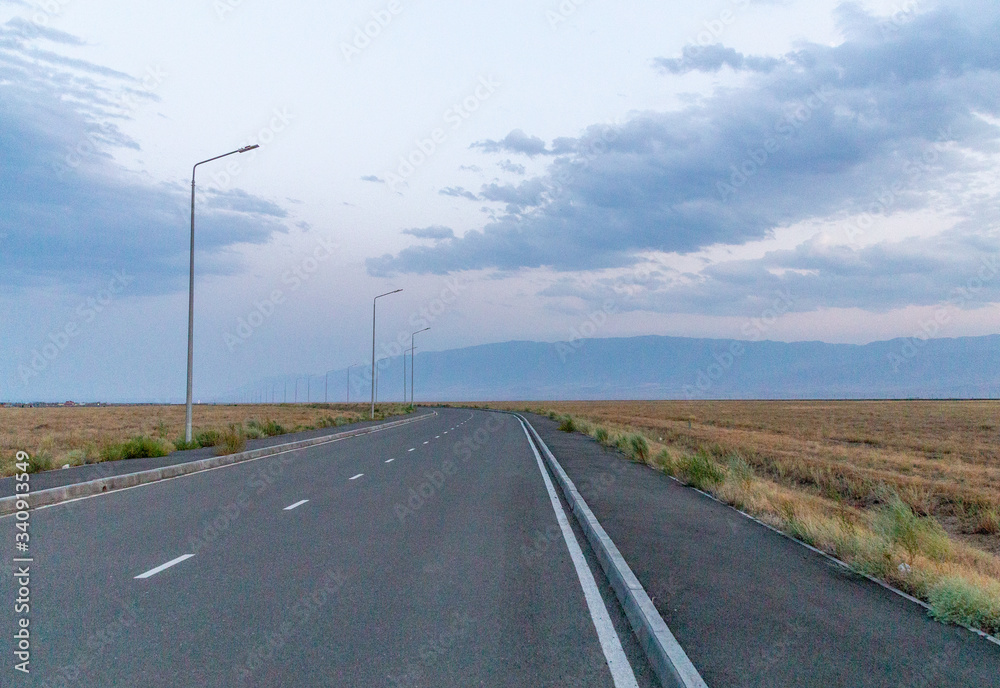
[
  {"xmin": 928, "ymin": 575, "xmax": 1000, "ymax": 636},
  {"xmin": 243, "ymin": 420, "xmax": 268, "ymax": 439},
  {"xmin": 195, "ymin": 429, "xmax": 221, "ymax": 448},
  {"xmin": 677, "ymin": 451, "xmax": 725, "ymax": 490},
  {"xmin": 626, "ymin": 434, "xmax": 650, "ymax": 463},
  {"xmin": 173, "ymin": 439, "xmax": 199, "ymax": 451},
  {"xmin": 726, "ymin": 453, "xmax": 755, "ymax": 488},
  {"xmin": 558, "ymin": 416, "xmax": 576, "ymax": 432},
  {"xmin": 593, "ymin": 427, "xmax": 610, "ymax": 445},
  {"xmin": 871, "ymin": 494, "xmax": 951, "ymax": 562},
  {"xmin": 654, "ymin": 448, "xmax": 675, "ymax": 476},
  {"xmin": 216, "ymin": 425, "xmax": 247, "ymax": 456},
  {"xmin": 548, "ymin": 410, "xmax": 559, "ymax": 420},
  {"xmin": 262, "ymin": 420, "xmax": 286, "ymax": 436},
  {"xmin": 101, "ymin": 436, "xmax": 172, "ymax": 462},
  {"xmin": 27, "ymin": 450, "xmax": 53, "ymax": 473}
]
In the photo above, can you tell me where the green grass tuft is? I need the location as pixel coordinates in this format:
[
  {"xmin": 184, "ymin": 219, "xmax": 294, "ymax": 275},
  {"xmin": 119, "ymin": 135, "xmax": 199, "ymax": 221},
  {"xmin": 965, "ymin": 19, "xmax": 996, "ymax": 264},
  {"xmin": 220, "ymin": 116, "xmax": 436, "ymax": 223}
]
[
  {"xmin": 928, "ymin": 576, "xmax": 1000, "ymax": 635},
  {"xmin": 677, "ymin": 450, "xmax": 725, "ymax": 490}
]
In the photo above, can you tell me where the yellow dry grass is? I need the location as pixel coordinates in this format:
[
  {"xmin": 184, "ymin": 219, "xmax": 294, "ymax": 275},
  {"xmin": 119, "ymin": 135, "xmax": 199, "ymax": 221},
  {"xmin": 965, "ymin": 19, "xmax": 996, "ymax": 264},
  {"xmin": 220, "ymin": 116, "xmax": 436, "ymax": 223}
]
[{"xmin": 0, "ymin": 403, "xmax": 390, "ymax": 476}]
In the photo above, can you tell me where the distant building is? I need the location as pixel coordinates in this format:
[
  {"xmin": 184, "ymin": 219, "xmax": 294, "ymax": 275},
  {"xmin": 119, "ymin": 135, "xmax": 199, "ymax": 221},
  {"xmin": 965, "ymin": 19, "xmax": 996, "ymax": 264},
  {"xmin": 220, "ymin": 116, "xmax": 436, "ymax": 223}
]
[{"xmin": 64, "ymin": 401, "xmax": 76, "ymax": 407}]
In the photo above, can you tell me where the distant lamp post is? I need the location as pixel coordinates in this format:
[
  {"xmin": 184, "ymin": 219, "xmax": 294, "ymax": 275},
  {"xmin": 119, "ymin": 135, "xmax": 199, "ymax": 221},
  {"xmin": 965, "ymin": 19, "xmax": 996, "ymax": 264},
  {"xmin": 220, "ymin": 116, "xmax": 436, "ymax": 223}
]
[
  {"xmin": 411, "ymin": 327, "xmax": 430, "ymax": 405},
  {"xmin": 185, "ymin": 143, "xmax": 260, "ymax": 443},
  {"xmin": 371, "ymin": 289, "xmax": 402, "ymax": 418}
]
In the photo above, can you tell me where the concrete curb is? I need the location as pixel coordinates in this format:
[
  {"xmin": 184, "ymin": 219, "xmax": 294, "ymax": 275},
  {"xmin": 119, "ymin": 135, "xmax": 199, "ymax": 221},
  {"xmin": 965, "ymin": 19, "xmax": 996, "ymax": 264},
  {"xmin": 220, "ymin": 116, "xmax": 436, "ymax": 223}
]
[
  {"xmin": 516, "ymin": 413, "xmax": 708, "ymax": 688},
  {"xmin": 1, "ymin": 412, "xmax": 433, "ymax": 516}
]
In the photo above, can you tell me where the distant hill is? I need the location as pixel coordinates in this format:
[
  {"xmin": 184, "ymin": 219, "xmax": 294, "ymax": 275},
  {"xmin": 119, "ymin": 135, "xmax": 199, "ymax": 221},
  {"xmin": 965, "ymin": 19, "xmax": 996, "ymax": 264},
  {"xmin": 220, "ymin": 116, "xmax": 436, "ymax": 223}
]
[{"xmin": 353, "ymin": 334, "xmax": 1000, "ymax": 401}]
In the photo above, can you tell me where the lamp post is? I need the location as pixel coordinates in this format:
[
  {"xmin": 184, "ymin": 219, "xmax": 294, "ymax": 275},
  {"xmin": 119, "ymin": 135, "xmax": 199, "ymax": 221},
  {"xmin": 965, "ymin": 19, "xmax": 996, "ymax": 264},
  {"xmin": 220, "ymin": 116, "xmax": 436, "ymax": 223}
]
[
  {"xmin": 371, "ymin": 289, "xmax": 402, "ymax": 418},
  {"xmin": 411, "ymin": 327, "xmax": 429, "ymax": 406},
  {"xmin": 185, "ymin": 144, "xmax": 260, "ymax": 443}
]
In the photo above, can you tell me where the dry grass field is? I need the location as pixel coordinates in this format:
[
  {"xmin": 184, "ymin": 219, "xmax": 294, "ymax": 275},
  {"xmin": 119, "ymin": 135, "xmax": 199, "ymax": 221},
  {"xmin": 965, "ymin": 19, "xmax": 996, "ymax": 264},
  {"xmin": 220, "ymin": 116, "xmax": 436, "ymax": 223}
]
[
  {"xmin": 481, "ymin": 400, "xmax": 1000, "ymax": 635},
  {"xmin": 0, "ymin": 403, "xmax": 403, "ymax": 476}
]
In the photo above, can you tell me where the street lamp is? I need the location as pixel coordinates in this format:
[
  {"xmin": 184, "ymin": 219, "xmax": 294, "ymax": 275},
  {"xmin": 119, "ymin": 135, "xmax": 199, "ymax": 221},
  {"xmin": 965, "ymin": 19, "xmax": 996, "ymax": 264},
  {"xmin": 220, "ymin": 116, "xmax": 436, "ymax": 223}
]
[
  {"xmin": 185, "ymin": 143, "xmax": 260, "ymax": 443},
  {"xmin": 371, "ymin": 289, "xmax": 402, "ymax": 418},
  {"xmin": 411, "ymin": 327, "xmax": 430, "ymax": 406}
]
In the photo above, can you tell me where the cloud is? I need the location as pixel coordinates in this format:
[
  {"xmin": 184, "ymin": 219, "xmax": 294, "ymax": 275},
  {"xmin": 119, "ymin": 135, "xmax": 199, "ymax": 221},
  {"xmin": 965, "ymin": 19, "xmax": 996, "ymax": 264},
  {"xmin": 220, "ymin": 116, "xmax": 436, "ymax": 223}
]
[
  {"xmin": 360, "ymin": 174, "xmax": 384, "ymax": 182},
  {"xmin": 654, "ymin": 44, "xmax": 781, "ymax": 74},
  {"xmin": 0, "ymin": 18, "xmax": 289, "ymax": 293},
  {"xmin": 498, "ymin": 159, "xmax": 526, "ymax": 175},
  {"xmin": 439, "ymin": 186, "xmax": 478, "ymax": 200},
  {"xmin": 368, "ymin": 1, "xmax": 1000, "ymax": 286},
  {"xmin": 402, "ymin": 226, "xmax": 455, "ymax": 240},
  {"xmin": 471, "ymin": 128, "xmax": 551, "ymax": 157}
]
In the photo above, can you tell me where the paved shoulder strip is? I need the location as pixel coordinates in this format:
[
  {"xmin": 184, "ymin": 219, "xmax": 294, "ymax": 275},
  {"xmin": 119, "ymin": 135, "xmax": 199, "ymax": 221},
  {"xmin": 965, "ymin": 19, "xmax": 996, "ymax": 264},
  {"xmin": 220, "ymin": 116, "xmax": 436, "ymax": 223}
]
[
  {"xmin": 518, "ymin": 413, "xmax": 708, "ymax": 688},
  {"xmin": 518, "ymin": 419, "xmax": 639, "ymax": 688},
  {"xmin": 0, "ymin": 412, "xmax": 435, "ymax": 516}
]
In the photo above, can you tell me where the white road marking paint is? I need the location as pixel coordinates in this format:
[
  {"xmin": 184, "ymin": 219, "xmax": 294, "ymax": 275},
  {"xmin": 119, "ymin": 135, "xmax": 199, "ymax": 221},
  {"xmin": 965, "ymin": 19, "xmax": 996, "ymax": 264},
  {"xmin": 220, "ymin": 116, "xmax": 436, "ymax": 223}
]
[
  {"xmin": 423, "ymin": 441, "xmax": 429, "ymax": 445},
  {"xmin": 435, "ymin": 435, "xmax": 440, "ymax": 439},
  {"xmin": 135, "ymin": 554, "xmax": 195, "ymax": 580},
  {"xmin": 284, "ymin": 500, "xmax": 309, "ymax": 511},
  {"xmin": 385, "ymin": 459, "xmax": 395, "ymax": 463},
  {"xmin": 520, "ymin": 421, "xmax": 639, "ymax": 688},
  {"xmin": 350, "ymin": 473, "xmax": 364, "ymax": 480},
  {"xmin": 408, "ymin": 448, "xmax": 416, "ymax": 452}
]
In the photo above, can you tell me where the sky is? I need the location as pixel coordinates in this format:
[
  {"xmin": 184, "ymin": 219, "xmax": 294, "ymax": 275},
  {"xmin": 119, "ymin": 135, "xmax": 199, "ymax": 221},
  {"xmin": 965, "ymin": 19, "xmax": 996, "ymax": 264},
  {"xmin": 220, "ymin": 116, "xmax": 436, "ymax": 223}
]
[{"xmin": 2, "ymin": 0, "xmax": 999, "ymax": 402}]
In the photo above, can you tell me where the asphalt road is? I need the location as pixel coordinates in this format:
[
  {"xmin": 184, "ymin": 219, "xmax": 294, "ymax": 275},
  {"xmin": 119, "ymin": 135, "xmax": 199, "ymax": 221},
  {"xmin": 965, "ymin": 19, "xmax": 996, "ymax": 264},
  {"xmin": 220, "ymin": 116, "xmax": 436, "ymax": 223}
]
[
  {"xmin": 525, "ymin": 412, "xmax": 1000, "ymax": 688},
  {"xmin": 0, "ymin": 410, "xmax": 434, "ymax": 494},
  {"xmin": 0, "ymin": 408, "xmax": 660, "ymax": 687}
]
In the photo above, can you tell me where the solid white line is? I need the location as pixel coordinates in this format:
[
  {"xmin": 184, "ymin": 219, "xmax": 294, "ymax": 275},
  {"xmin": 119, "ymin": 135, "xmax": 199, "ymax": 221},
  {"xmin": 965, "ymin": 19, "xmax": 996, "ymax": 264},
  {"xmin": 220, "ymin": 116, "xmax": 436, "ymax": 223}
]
[
  {"xmin": 519, "ymin": 421, "xmax": 639, "ymax": 688},
  {"xmin": 284, "ymin": 499, "xmax": 309, "ymax": 511},
  {"xmin": 135, "ymin": 554, "xmax": 194, "ymax": 580},
  {"xmin": 350, "ymin": 473, "xmax": 364, "ymax": 480},
  {"xmin": 385, "ymin": 458, "xmax": 395, "ymax": 463}
]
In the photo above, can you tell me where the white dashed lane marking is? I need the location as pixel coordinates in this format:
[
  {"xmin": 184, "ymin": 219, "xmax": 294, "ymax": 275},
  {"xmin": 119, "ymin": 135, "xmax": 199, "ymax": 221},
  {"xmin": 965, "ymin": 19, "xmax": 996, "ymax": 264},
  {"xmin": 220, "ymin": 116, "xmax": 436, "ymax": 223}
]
[
  {"xmin": 135, "ymin": 554, "xmax": 195, "ymax": 580},
  {"xmin": 284, "ymin": 500, "xmax": 309, "ymax": 511},
  {"xmin": 350, "ymin": 473, "xmax": 364, "ymax": 480},
  {"xmin": 385, "ymin": 459, "xmax": 395, "ymax": 463}
]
